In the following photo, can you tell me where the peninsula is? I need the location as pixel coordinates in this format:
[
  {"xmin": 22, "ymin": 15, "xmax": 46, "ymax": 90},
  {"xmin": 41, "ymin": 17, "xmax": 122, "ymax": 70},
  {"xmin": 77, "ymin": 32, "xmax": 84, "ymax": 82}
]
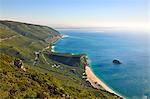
[{"xmin": 0, "ymin": 20, "xmax": 123, "ymax": 98}]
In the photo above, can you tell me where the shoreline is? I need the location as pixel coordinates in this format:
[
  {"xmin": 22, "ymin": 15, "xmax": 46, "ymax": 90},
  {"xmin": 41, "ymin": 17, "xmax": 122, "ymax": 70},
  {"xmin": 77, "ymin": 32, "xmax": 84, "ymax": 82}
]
[
  {"xmin": 85, "ymin": 65, "xmax": 124, "ymax": 98},
  {"xmin": 51, "ymin": 35, "xmax": 124, "ymax": 98},
  {"xmin": 51, "ymin": 45, "xmax": 55, "ymax": 52}
]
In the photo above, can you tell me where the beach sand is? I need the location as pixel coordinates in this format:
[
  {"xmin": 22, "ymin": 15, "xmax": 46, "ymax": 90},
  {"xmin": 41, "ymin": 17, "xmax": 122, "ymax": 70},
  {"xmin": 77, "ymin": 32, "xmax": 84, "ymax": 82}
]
[{"xmin": 85, "ymin": 65, "xmax": 123, "ymax": 98}]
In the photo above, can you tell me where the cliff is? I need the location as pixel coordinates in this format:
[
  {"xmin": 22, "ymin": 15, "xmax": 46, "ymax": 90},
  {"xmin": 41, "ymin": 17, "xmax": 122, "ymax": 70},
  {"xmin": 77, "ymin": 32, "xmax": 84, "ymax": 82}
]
[{"xmin": 0, "ymin": 20, "xmax": 121, "ymax": 98}]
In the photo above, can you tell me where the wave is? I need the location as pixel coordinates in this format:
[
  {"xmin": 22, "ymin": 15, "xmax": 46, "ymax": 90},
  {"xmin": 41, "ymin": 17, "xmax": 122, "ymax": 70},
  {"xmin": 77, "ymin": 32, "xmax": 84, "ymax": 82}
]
[
  {"xmin": 62, "ymin": 35, "xmax": 69, "ymax": 38},
  {"xmin": 51, "ymin": 46, "xmax": 55, "ymax": 52},
  {"xmin": 62, "ymin": 34, "xmax": 83, "ymax": 39}
]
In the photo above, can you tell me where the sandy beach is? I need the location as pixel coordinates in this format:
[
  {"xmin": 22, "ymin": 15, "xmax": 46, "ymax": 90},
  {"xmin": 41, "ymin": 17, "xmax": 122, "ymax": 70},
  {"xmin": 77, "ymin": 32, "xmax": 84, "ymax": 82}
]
[{"xmin": 85, "ymin": 65, "xmax": 123, "ymax": 98}]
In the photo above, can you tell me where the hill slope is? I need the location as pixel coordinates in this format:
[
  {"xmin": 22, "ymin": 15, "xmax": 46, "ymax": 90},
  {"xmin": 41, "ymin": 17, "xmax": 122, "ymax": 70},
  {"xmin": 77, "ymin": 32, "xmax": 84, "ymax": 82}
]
[{"xmin": 0, "ymin": 20, "xmax": 121, "ymax": 98}]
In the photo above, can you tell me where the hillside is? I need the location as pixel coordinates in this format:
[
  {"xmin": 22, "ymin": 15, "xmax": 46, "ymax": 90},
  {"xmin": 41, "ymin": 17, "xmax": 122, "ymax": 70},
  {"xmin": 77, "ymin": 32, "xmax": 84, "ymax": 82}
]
[{"xmin": 0, "ymin": 20, "xmax": 121, "ymax": 98}]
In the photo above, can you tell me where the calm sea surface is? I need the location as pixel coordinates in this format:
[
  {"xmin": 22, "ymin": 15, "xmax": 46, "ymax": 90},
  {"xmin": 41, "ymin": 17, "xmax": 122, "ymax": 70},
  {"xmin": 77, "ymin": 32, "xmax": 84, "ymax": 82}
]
[{"xmin": 54, "ymin": 29, "xmax": 150, "ymax": 99}]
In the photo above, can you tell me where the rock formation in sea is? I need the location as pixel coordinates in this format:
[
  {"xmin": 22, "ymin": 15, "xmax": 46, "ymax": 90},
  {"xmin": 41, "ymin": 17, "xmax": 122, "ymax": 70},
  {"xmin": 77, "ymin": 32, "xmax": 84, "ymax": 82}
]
[{"xmin": 112, "ymin": 59, "xmax": 122, "ymax": 64}]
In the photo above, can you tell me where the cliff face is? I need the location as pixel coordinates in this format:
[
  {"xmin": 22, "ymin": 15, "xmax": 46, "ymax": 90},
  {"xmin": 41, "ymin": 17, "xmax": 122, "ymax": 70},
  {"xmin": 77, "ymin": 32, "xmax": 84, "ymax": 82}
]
[
  {"xmin": 45, "ymin": 52, "xmax": 87, "ymax": 78},
  {"xmin": 0, "ymin": 20, "xmax": 121, "ymax": 98}
]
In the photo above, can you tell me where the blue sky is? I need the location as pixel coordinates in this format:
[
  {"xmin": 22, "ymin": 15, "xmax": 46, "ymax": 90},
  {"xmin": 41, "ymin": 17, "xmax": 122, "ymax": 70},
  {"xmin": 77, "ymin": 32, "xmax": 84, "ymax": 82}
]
[{"xmin": 0, "ymin": 0, "xmax": 149, "ymax": 30}]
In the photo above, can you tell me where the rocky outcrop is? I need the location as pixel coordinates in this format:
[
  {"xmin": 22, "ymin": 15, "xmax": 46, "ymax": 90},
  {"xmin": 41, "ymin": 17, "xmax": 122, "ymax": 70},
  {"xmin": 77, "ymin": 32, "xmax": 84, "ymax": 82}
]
[
  {"xmin": 14, "ymin": 59, "xmax": 26, "ymax": 71},
  {"xmin": 112, "ymin": 59, "xmax": 122, "ymax": 64},
  {"xmin": 14, "ymin": 59, "xmax": 23, "ymax": 68}
]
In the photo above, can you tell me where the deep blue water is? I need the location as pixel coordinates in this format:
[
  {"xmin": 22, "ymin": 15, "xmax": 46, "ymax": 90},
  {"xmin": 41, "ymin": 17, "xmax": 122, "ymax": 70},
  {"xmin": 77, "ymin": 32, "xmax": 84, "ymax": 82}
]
[{"xmin": 54, "ymin": 30, "xmax": 150, "ymax": 99}]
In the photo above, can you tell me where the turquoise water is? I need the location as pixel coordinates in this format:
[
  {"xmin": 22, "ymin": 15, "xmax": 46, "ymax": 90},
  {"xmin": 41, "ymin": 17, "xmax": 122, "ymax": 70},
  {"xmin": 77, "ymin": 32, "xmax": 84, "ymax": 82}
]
[{"xmin": 54, "ymin": 29, "xmax": 150, "ymax": 99}]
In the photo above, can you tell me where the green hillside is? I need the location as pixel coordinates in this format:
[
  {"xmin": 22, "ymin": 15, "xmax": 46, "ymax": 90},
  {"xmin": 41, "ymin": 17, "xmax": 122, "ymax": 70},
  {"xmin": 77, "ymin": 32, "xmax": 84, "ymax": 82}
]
[{"xmin": 0, "ymin": 20, "xmax": 121, "ymax": 98}]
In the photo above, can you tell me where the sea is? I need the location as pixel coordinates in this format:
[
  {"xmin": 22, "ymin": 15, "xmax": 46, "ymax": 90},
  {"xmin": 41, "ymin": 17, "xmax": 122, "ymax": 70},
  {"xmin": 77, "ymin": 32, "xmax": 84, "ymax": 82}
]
[{"xmin": 54, "ymin": 29, "xmax": 150, "ymax": 99}]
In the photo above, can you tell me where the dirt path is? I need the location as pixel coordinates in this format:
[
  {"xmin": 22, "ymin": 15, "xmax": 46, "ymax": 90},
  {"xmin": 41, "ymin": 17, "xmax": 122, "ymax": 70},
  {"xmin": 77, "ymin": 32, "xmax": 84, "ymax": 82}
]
[
  {"xmin": 0, "ymin": 35, "xmax": 17, "ymax": 42},
  {"xmin": 33, "ymin": 45, "xmax": 51, "ymax": 65},
  {"xmin": 41, "ymin": 53, "xmax": 50, "ymax": 65},
  {"xmin": 32, "ymin": 36, "xmax": 61, "ymax": 66}
]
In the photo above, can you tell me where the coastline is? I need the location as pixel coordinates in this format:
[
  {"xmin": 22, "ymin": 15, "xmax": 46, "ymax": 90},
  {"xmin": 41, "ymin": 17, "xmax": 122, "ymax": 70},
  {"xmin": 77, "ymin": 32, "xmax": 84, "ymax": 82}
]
[
  {"xmin": 51, "ymin": 34, "xmax": 68, "ymax": 53},
  {"xmin": 85, "ymin": 65, "xmax": 124, "ymax": 98},
  {"xmin": 51, "ymin": 35, "xmax": 124, "ymax": 98},
  {"xmin": 51, "ymin": 46, "xmax": 55, "ymax": 52}
]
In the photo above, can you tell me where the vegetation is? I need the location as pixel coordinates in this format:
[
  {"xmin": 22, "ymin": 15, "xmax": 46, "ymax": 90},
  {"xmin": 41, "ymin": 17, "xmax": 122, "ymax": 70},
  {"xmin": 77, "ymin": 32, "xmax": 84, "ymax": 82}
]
[
  {"xmin": 0, "ymin": 53, "xmax": 119, "ymax": 98},
  {"xmin": 0, "ymin": 20, "xmax": 121, "ymax": 98}
]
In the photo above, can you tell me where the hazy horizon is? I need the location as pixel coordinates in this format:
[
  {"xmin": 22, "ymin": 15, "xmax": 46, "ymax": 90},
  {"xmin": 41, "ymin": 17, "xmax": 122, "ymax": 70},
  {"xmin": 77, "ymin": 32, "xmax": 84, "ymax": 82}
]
[{"xmin": 0, "ymin": 0, "xmax": 149, "ymax": 32}]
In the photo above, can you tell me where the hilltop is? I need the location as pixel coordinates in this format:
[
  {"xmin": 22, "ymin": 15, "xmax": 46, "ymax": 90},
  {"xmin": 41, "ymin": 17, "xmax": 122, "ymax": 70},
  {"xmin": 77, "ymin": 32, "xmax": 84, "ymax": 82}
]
[{"xmin": 0, "ymin": 20, "xmax": 121, "ymax": 98}]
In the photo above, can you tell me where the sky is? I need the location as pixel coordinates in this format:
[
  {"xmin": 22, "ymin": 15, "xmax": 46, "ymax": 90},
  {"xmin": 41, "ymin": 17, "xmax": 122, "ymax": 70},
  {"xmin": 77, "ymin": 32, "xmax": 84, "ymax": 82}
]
[{"xmin": 0, "ymin": 0, "xmax": 149, "ymax": 31}]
